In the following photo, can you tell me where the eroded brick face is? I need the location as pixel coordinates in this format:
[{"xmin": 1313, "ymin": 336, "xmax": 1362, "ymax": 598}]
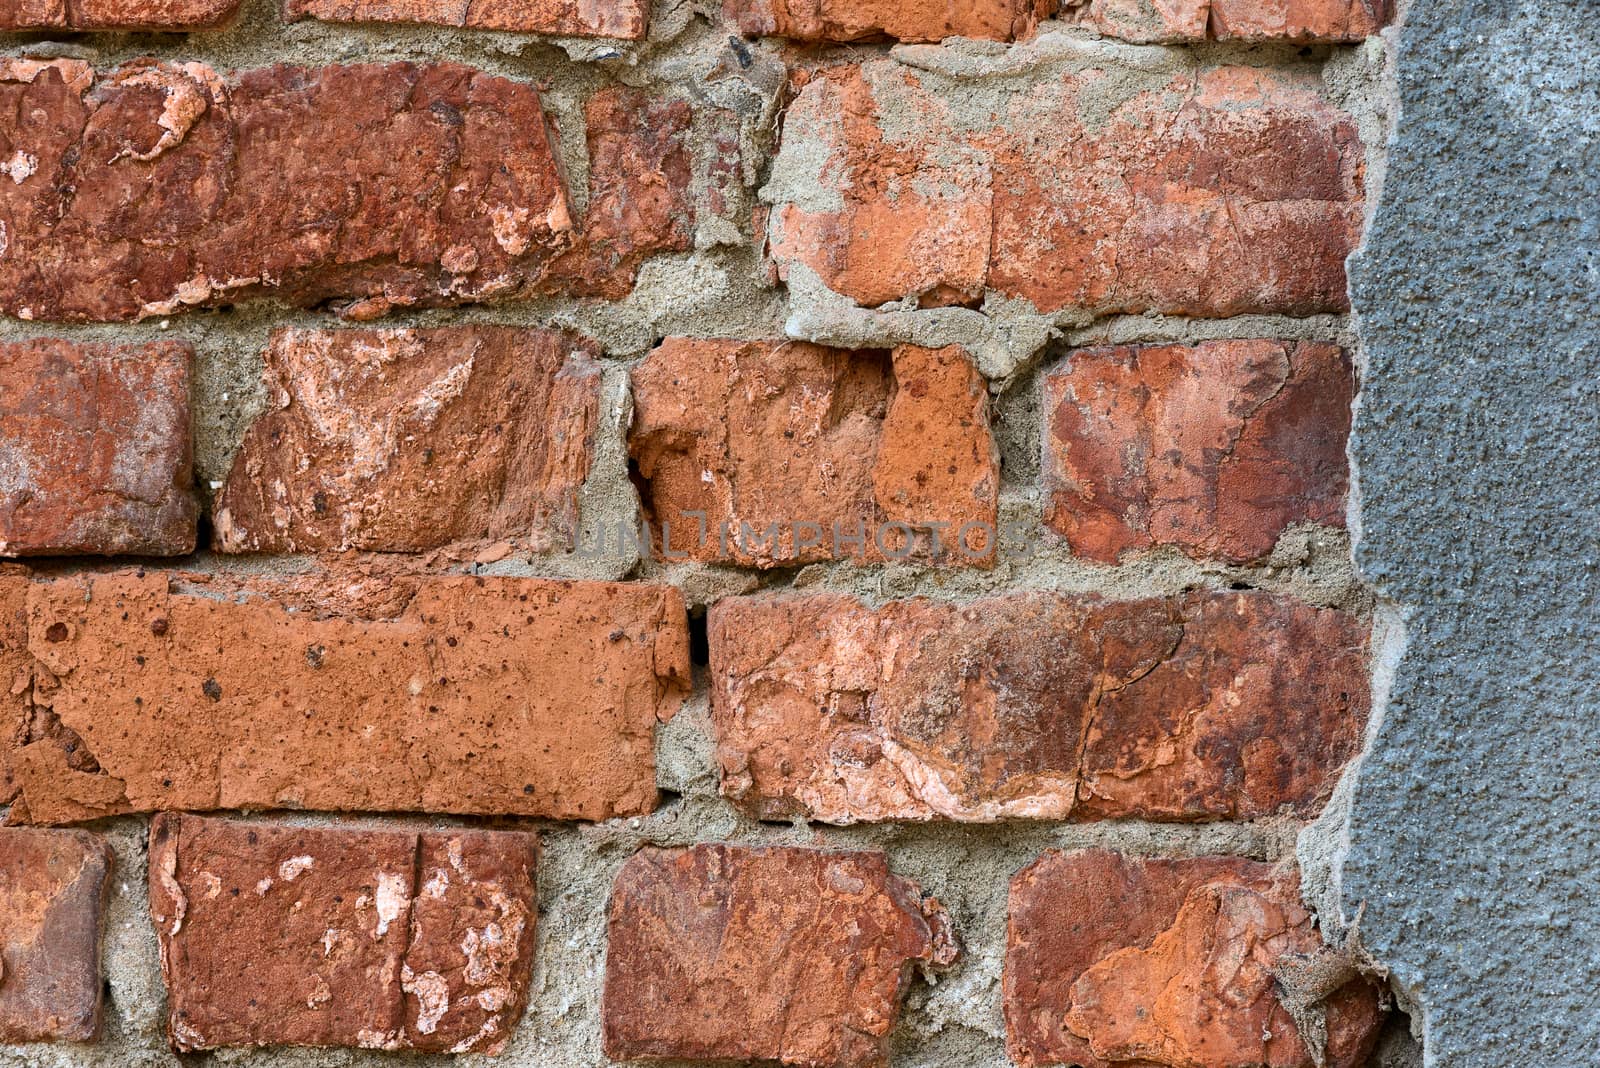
[
  {"xmin": 1004, "ymin": 851, "xmax": 1385, "ymax": 1068},
  {"xmin": 769, "ymin": 63, "xmax": 1364, "ymax": 317},
  {"xmin": 1043, "ymin": 340, "xmax": 1355, "ymax": 563},
  {"xmin": 0, "ymin": 339, "xmax": 198, "ymax": 558},
  {"xmin": 213, "ymin": 326, "xmax": 601, "ymax": 554},
  {"xmin": 0, "ymin": 828, "xmax": 112, "ymax": 1043},
  {"xmin": 1060, "ymin": 0, "xmax": 1391, "ymax": 42},
  {"xmin": 726, "ymin": 0, "xmax": 1050, "ymax": 42},
  {"xmin": 5, "ymin": 570, "xmax": 690, "ymax": 824},
  {"xmin": 601, "ymin": 844, "xmax": 957, "ymax": 1068},
  {"xmin": 150, "ymin": 814, "xmax": 538, "ymax": 1054},
  {"xmin": 629, "ymin": 339, "xmax": 998, "ymax": 567},
  {"xmin": 0, "ymin": 0, "xmax": 238, "ymax": 30},
  {"xmin": 0, "ymin": 59, "xmax": 692, "ymax": 323},
  {"xmin": 710, "ymin": 590, "xmax": 1367, "ymax": 823},
  {"xmin": 284, "ymin": 0, "xmax": 646, "ymax": 36}
]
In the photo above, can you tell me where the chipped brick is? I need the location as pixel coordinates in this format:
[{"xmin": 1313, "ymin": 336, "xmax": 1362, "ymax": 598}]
[
  {"xmin": 0, "ymin": 828, "xmax": 112, "ymax": 1043},
  {"xmin": 601, "ymin": 844, "xmax": 956, "ymax": 1068},
  {"xmin": 213, "ymin": 326, "xmax": 601, "ymax": 554},
  {"xmin": 1043, "ymin": 340, "xmax": 1355, "ymax": 564},
  {"xmin": 726, "ymin": 0, "xmax": 1050, "ymax": 42},
  {"xmin": 150, "ymin": 814, "xmax": 538, "ymax": 1053},
  {"xmin": 0, "ymin": 0, "xmax": 238, "ymax": 30},
  {"xmin": 1060, "ymin": 0, "xmax": 1391, "ymax": 42},
  {"xmin": 629, "ymin": 339, "xmax": 998, "ymax": 567},
  {"xmin": 5, "ymin": 570, "xmax": 690, "ymax": 824},
  {"xmin": 284, "ymin": 0, "xmax": 645, "ymax": 36},
  {"xmin": 710, "ymin": 590, "xmax": 1367, "ymax": 823},
  {"xmin": 769, "ymin": 63, "xmax": 1364, "ymax": 318},
  {"xmin": 0, "ymin": 60, "xmax": 573, "ymax": 322},
  {"xmin": 0, "ymin": 339, "xmax": 197, "ymax": 558},
  {"xmin": 1004, "ymin": 851, "xmax": 1385, "ymax": 1068}
]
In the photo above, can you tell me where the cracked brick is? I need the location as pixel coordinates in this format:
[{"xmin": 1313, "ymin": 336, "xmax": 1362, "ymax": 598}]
[
  {"xmin": 601, "ymin": 844, "xmax": 957, "ymax": 1068},
  {"xmin": 4, "ymin": 569, "xmax": 690, "ymax": 824},
  {"xmin": 725, "ymin": 0, "xmax": 1051, "ymax": 42},
  {"xmin": 0, "ymin": 60, "xmax": 688, "ymax": 323},
  {"xmin": 213, "ymin": 325, "xmax": 601, "ymax": 555},
  {"xmin": 1043, "ymin": 340, "xmax": 1355, "ymax": 564},
  {"xmin": 629, "ymin": 338, "xmax": 998, "ymax": 567},
  {"xmin": 149, "ymin": 814, "xmax": 538, "ymax": 1054},
  {"xmin": 769, "ymin": 62, "xmax": 1364, "ymax": 318},
  {"xmin": 1058, "ymin": 0, "xmax": 1391, "ymax": 42},
  {"xmin": 284, "ymin": 0, "xmax": 646, "ymax": 36},
  {"xmin": 709, "ymin": 590, "xmax": 1367, "ymax": 823},
  {"xmin": 1004, "ymin": 851, "xmax": 1385, "ymax": 1068}
]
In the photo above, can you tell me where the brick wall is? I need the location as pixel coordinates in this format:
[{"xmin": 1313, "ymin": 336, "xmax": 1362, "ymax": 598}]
[{"xmin": 0, "ymin": 1, "xmax": 1408, "ymax": 1066}]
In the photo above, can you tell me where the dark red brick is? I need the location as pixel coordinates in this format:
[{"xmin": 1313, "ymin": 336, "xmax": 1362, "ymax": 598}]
[
  {"xmin": 0, "ymin": 828, "xmax": 112, "ymax": 1043},
  {"xmin": 601, "ymin": 844, "xmax": 956, "ymax": 1068},
  {"xmin": 0, "ymin": 339, "xmax": 197, "ymax": 558},
  {"xmin": 1043, "ymin": 340, "xmax": 1354, "ymax": 564},
  {"xmin": 0, "ymin": 59, "xmax": 575, "ymax": 322},
  {"xmin": 150, "ymin": 814, "xmax": 538, "ymax": 1053}
]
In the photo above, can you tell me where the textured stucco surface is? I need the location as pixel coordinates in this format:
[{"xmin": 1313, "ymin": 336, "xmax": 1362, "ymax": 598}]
[{"xmin": 1330, "ymin": 1, "xmax": 1600, "ymax": 1063}]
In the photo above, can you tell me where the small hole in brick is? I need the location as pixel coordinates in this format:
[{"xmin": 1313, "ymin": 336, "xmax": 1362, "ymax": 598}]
[
  {"xmin": 688, "ymin": 610, "xmax": 709, "ymax": 668},
  {"xmin": 45, "ymin": 622, "xmax": 69, "ymax": 642}
]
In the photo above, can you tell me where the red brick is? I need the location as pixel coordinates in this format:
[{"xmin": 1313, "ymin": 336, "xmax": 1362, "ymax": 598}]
[
  {"xmin": 709, "ymin": 590, "xmax": 1366, "ymax": 823},
  {"xmin": 1060, "ymin": 0, "xmax": 1391, "ymax": 42},
  {"xmin": 1043, "ymin": 340, "xmax": 1354, "ymax": 564},
  {"xmin": 5, "ymin": 569, "xmax": 690, "ymax": 824},
  {"xmin": 726, "ymin": 0, "xmax": 1049, "ymax": 42},
  {"xmin": 770, "ymin": 63, "xmax": 1363, "ymax": 318},
  {"xmin": 0, "ymin": 339, "xmax": 197, "ymax": 558},
  {"xmin": 0, "ymin": 828, "xmax": 111, "ymax": 1043},
  {"xmin": 150, "ymin": 814, "xmax": 538, "ymax": 1053},
  {"xmin": 1004, "ymin": 851, "xmax": 1384, "ymax": 1068},
  {"xmin": 601, "ymin": 844, "xmax": 956, "ymax": 1068},
  {"xmin": 546, "ymin": 87, "xmax": 695, "ymax": 300},
  {"xmin": 0, "ymin": 570, "xmax": 26, "ymax": 804},
  {"xmin": 213, "ymin": 326, "xmax": 600, "ymax": 554},
  {"xmin": 0, "ymin": 0, "xmax": 238, "ymax": 29},
  {"xmin": 0, "ymin": 59, "xmax": 578, "ymax": 323},
  {"xmin": 629, "ymin": 339, "xmax": 998, "ymax": 567},
  {"xmin": 285, "ymin": 0, "xmax": 645, "ymax": 36}
]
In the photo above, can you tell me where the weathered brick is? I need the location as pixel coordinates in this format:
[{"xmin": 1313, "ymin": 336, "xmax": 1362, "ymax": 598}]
[
  {"xmin": 1043, "ymin": 340, "xmax": 1354, "ymax": 564},
  {"xmin": 0, "ymin": 828, "xmax": 111, "ymax": 1043},
  {"xmin": 0, "ymin": 570, "xmax": 26, "ymax": 803},
  {"xmin": 0, "ymin": 59, "xmax": 587, "ymax": 322},
  {"xmin": 0, "ymin": 339, "xmax": 197, "ymax": 558},
  {"xmin": 546, "ymin": 87, "xmax": 695, "ymax": 300},
  {"xmin": 1005, "ymin": 851, "xmax": 1384, "ymax": 1068},
  {"xmin": 710, "ymin": 590, "xmax": 1366, "ymax": 823},
  {"xmin": 1060, "ymin": 0, "xmax": 1391, "ymax": 42},
  {"xmin": 726, "ymin": 0, "xmax": 1050, "ymax": 42},
  {"xmin": 0, "ymin": 0, "xmax": 238, "ymax": 30},
  {"xmin": 5, "ymin": 570, "xmax": 690, "ymax": 824},
  {"xmin": 769, "ymin": 63, "xmax": 1363, "ymax": 317},
  {"xmin": 150, "ymin": 814, "xmax": 538, "ymax": 1054},
  {"xmin": 601, "ymin": 844, "xmax": 956, "ymax": 1068},
  {"xmin": 630, "ymin": 339, "xmax": 998, "ymax": 567},
  {"xmin": 285, "ymin": 0, "xmax": 645, "ymax": 36},
  {"xmin": 213, "ymin": 326, "xmax": 600, "ymax": 554}
]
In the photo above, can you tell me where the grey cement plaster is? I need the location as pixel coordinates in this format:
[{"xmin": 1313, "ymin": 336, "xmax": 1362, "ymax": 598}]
[{"xmin": 1324, "ymin": 1, "xmax": 1600, "ymax": 1063}]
